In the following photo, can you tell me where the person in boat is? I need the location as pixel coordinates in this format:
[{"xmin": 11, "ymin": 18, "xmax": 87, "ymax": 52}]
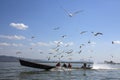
[
  {"xmin": 68, "ymin": 63, "xmax": 72, "ymax": 68},
  {"xmin": 56, "ymin": 62, "xmax": 61, "ymax": 67},
  {"xmin": 88, "ymin": 64, "xmax": 90, "ymax": 68},
  {"xmin": 62, "ymin": 63, "xmax": 67, "ymax": 68},
  {"xmin": 81, "ymin": 63, "xmax": 87, "ymax": 69}
]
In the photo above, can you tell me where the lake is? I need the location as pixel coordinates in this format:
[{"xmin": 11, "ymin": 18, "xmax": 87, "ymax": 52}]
[{"xmin": 0, "ymin": 62, "xmax": 120, "ymax": 80}]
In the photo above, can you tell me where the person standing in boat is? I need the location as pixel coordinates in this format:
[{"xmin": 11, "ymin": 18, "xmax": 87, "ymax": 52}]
[
  {"xmin": 62, "ymin": 63, "xmax": 67, "ymax": 68},
  {"xmin": 56, "ymin": 62, "xmax": 61, "ymax": 67},
  {"xmin": 81, "ymin": 63, "xmax": 87, "ymax": 69},
  {"xmin": 68, "ymin": 63, "xmax": 72, "ymax": 68}
]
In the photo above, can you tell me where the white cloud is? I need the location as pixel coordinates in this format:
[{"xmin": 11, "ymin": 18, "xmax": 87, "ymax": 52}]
[
  {"xmin": 11, "ymin": 43, "xmax": 23, "ymax": 47},
  {"xmin": 0, "ymin": 42, "xmax": 23, "ymax": 47},
  {"xmin": 37, "ymin": 42, "xmax": 50, "ymax": 46},
  {"xmin": 0, "ymin": 42, "xmax": 10, "ymax": 46},
  {"xmin": 10, "ymin": 23, "xmax": 28, "ymax": 30},
  {"xmin": 30, "ymin": 41, "xmax": 74, "ymax": 47},
  {"xmin": 0, "ymin": 35, "xmax": 26, "ymax": 40},
  {"xmin": 112, "ymin": 41, "xmax": 120, "ymax": 44},
  {"xmin": 30, "ymin": 42, "xmax": 50, "ymax": 47}
]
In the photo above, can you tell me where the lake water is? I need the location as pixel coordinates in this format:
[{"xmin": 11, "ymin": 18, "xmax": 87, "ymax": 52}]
[{"xmin": 0, "ymin": 62, "xmax": 120, "ymax": 80}]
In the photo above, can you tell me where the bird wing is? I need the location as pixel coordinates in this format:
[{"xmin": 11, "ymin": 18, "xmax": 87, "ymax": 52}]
[
  {"xmin": 80, "ymin": 31, "xmax": 87, "ymax": 34},
  {"xmin": 72, "ymin": 10, "xmax": 84, "ymax": 15},
  {"xmin": 95, "ymin": 33, "xmax": 103, "ymax": 36},
  {"xmin": 53, "ymin": 27, "xmax": 60, "ymax": 30}
]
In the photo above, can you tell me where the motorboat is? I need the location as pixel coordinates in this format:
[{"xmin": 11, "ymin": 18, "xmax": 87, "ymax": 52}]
[{"xmin": 19, "ymin": 59, "xmax": 93, "ymax": 70}]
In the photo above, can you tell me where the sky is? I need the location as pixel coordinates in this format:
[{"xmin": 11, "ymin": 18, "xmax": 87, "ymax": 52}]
[{"xmin": 0, "ymin": 0, "xmax": 120, "ymax": 62}]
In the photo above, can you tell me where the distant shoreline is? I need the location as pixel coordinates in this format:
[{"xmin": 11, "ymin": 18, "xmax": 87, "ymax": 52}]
[{"xmin": 0, "ymin": 55, "xmax": 18, "ymax": 62}]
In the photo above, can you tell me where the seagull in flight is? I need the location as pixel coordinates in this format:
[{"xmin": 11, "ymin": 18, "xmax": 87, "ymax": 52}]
[
  {"xmin": 53, "ymin": 27, "xmax": 60, "ymax": 30},
  {"xmin": 80, "ymin": 31, "xmax": 87, "ymax": 34},
  {"xmin": 16, "ymin": 51, "xmax": 22, "ymax": 54},
  {"xmin": 64, "ymin": 9, "xmax": 83, "ymax": 17},
  {"xmin": 65, "ymin": 49, "xmax": 73, "ymax": 54},
  {"xmin": 78, "ymin": 50, "xmax": 82, "ymax": 54},
  {"xmin": 88, "ymin": 40, "xmax": 91, "ymax": 44},
  {"xmin": 112, "ymin": 41, "xmax": 114, "ymax": 44},
  {"xmin": 91, "ymin": 32, "xmax": 103, "ymax": 36},
  {"xmin": 61, "ymin": 35, "xmax": 67, "ymax": 38},
  {"xmin": 31, "ymin": 36, "xmax": 35, "ymax": 39}
]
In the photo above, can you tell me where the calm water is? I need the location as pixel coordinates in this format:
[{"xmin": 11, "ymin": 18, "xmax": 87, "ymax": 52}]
[{"xmin": 0, "ymin": 62, "xmax": 120, "ymax": 80}]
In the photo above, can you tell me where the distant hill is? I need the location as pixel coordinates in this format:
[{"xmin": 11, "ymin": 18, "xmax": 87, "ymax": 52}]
[
  {"xmin": 0, "ymin": 55, "xmax": 48, "ymax": 62},
  {"xmin": 0, "ymin": 55, "xmax": 18, "ymax": 62}
]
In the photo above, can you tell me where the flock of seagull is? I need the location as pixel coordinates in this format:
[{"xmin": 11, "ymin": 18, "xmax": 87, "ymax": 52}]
[
  {"xmin": 16, "ymin": 7, "xmax": 113, "ymax": 61},
  {"xmin": 42, "ymin": 27, "xmax": 104, "ymax": 61}
]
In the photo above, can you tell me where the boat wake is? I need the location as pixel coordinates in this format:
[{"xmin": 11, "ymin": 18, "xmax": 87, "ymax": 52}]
[{"xmin": 92, "ymin": 63, "xmax": 118, "ymax": 70}]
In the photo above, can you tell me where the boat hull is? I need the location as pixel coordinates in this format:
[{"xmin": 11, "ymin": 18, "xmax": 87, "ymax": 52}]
[{"xmin": 19, "ymin": 59, "xmax": 55, "ymax": 70}]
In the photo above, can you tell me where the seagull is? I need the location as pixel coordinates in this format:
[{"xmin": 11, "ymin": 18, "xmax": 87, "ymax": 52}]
[
  {"xmin": 48, "ymin": 57, "xmax": 51, "ymax": 61},
  {"xmin": 54, "ymin": 55, "xmax": 57, "ymax": 57},
  {"xmin": 79, "ymin": 45, "xmax": 82, "ymax": 48},
  {"xmin": 53, "ymin": 27, "xmax": 60, "ymax": 30},
  {"xmin": 92, "ymin": 32, "xmax": 103, "ymax": 36},
  {"xmin": 80, "ymin": 31, "xmax": 87, "ymax": 34},
  {"xmin": 65, "ymin": 49, "xmax": 73, "ymax": 54},
  {"xmin": 94, "ymin": 32, "xmax": 103, "ymax": 36},
  {"xmin": 88, "ymin": 40, "xmax": 91, "ymax": 44},
  {"xmin": 56, "ymin": 44, "xmax": 60, "ymax": 47},
  {"xmin": 16, "ymin": 51, "xmax": 22, "ymax": 54},
  {"xmin": 112, "ymin": 41, "xmax": 120, "ymax": 44},
  {"xmin": 40, "ymin": 52, "xmax": 43, "ymax": 54},
  {"xmin": 61, "ymin": 55, "xmax": 64, "ymax": 58},
  {"xmin": 30, "ymin": 48, "xmax": 33, "ymax": 50},
  {"xmin": 81, "ymin": 44, "xmax": 85, "ymax": 46},
  {"xmin": 112, "ymin": 41, "xmax": 114, "ymax": 44},
  {"xmin": 79, "ymin": 44, "xmax": 85, "ymax": 48},
  {"xmin": 55, "ymin": 48, "xmax": 59, "ymax": 52},
  {"xmin": 48, "ymin": 53, "xmax": 53, "ymax": 54},
  {"xmin": 78, "ymin": 50, "xmax": 82, "ymax": 54},
  {"xmin": 64, "ymin": 9, "xmax": 83, "ymax": 17},
  {"xmin": 61, "ymin": 35, "xmax": 67, "ymax": 38},
  {"xmin": 31, "ymin": 36, "xmax": 35, "ymax": 39}
]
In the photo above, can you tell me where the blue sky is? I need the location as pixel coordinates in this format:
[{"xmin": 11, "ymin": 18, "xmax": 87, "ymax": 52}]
[{"xmin": 0, "ymin": 0, "xmax": 120, "ymax": 62}]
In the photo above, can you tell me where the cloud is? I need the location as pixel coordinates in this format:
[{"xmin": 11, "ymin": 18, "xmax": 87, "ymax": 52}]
[
  {"xmin": 0, "ymin": 42, "xmax": 23, "ymax": 47},
  {"xmin": 30, "ymin": 42, "xmax": 50, "ymax": 47},
  {"xmin": 11, "ymin": 43, "xmax": 23, "ymax": 47},
  {"xmin": 112, "ymin": 40, "xmax": 120, "ymax": 44},
  {"xmin": 0, "ymin": 42, "xmax": 10, "ymax": 46},
  {"xmin": 10, "ymin": 23, "xmax": 28, "ymax": 30},
  {"xmin": 37, "ymin": 42, "xmax": 50, "ymax": 46},
  {"xmin": 30, "ymin": 41, "xmax": 74, "ymax": 47},
  {"xmin": 0, "ymin": 35, "xmax": 26, "ymax": 40}
]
